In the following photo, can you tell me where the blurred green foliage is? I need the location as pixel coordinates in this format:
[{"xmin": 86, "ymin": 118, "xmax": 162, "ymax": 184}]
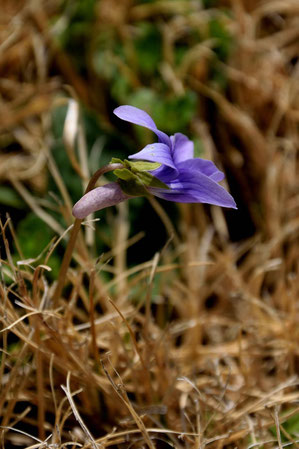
[
  {"xmin": 128, "ymin": 89, "xmax": 198, "ymax": 135},
  {"xmin": 57, "ymin": 0, "xmax": 233, "ymax": 137},
  {"xmin": 270, "ymin": 411, "xmax": 299, "ymax": 445},
  {"xmin": 16, "ymin": 213, "xmax": 60, "ymax": 278},
  {"xmin": 58, "ymin": 0, "xmax": 96, "ymax": 72},
  {"xmin": 0, "ymin": 186, "xmax": 25, "ymax": 209},
  {"xmin": 134, "ymin": 22, "xmax": 162, "ymax": 76},
  {"xmin": 17, "ymin": 213, "xmax": 53, "ymax": 256}
]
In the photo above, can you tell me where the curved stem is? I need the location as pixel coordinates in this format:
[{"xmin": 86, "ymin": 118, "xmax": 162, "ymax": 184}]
[{"xmin": 52, "ymin": 163, "xmax": 123, "ymax": 308}]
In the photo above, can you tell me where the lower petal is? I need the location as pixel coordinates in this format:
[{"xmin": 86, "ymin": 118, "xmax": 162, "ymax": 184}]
[{"xmin": 150, "ymin": 170, "xmax": 236, "ymax": 208}]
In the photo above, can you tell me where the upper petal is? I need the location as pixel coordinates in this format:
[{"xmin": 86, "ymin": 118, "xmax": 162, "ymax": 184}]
[
  {"xmin": 150, "ymin": 169, "xmax": 236, "ymax": 208},
  {"xmin": 172, "ymin": 133, "xmax": 194, "ymax": 165},
  {"xmin": 129, "ymin": 142, "xmax": 178, "ymax": 173},
  {"xmin": 177, "ymin": 158, "xmax": 225, "ymax": 182},
  {"xmin": 114, "ymin": 105, "xmax": 170, "ymax": 146}
]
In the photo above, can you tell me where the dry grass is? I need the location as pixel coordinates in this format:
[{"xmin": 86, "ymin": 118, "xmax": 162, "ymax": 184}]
[{"xmin": 1, "ymin": 0, "xmax": 299, "ymax": 448}]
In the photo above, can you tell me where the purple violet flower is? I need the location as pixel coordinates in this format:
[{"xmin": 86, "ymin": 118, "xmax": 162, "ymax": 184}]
[{"xmin": 72, "ymin": 105, "xmax": 236, "ymax": 219}]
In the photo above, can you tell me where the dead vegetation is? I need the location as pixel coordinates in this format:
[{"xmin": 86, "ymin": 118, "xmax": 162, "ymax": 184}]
[{"xmin": 0, "ymin": 0, "xmax": 299, "ymax": 448}]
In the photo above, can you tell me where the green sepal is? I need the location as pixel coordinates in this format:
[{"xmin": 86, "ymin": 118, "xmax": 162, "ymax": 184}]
[
  {"xmin": 136, "ymin": 171, "xmax": 170, "ymax": 189},
  {"xmin": 112, "ymin": 157, "xmax": 170, "ymax": 196},
  {"xmin": 126, "ymin": 160, "xmax": 170, "ymax": 189},
  {"xmin": 126, "ymin": 160, "xmax": 161, "ymax": 172},
  {"xmin": 113, "ymin": 168, "xmax": 137, "ymax": 181},
  {"xmin": 110, "ymin": 157, "xmax": 126, "ymax": 165},
  {"xmin": 118, "ymin": 179, "xmax": 149, "ymax": 197}
]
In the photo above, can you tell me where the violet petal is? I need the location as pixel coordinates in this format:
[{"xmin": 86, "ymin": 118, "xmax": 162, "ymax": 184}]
[
  {"xmin": 129, "ymin": 142, "xmax": 178, "ymax": 174},
  {"xmin": 150, "ymin": 169, "xmax": 236, "ymax": 208},
  {"xmin": 172, "ymin": 133, "xmax": 194, "ymax": 165},
  {"xmin": 177, "ymin": 158, "xmax": 225, "ymax": 182},
  {"xmin": 113, "ymin": 105, "xmax": 170, "ymax": 146},
  {"xmin": 149, "ymin": 165, "xmax": 179, "ymax": 182}
]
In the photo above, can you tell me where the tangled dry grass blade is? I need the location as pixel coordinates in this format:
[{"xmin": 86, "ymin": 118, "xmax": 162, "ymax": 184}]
[{"xmin": 1, "ymin": 0, "xmax": 299, "ymax": 448}]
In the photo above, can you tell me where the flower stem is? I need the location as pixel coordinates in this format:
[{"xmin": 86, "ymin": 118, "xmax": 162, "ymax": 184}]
[{"xmin": 52, "ymin": 163, "xmax": 123, "ymax": 308}]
